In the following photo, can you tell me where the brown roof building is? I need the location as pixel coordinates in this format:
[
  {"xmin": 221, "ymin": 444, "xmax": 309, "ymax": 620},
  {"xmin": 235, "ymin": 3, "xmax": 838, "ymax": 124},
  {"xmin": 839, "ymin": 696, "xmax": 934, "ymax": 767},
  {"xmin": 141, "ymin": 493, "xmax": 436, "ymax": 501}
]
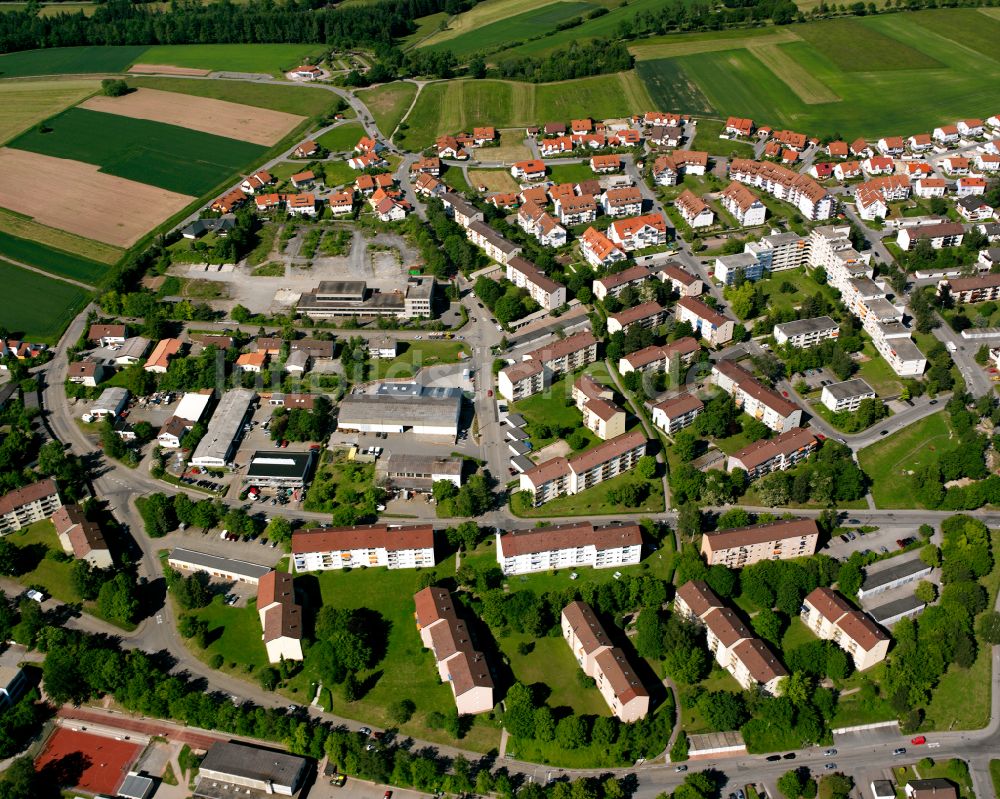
[{"xmin": 701, "ymin": 518, "xmax": 819, "ymax": 567}]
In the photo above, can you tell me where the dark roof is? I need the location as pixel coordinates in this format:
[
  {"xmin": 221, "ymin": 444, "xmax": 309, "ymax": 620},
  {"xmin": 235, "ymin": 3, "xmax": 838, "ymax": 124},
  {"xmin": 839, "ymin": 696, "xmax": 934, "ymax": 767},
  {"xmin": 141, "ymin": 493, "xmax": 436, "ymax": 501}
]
[
  {"xmin": 199, "ymin": 741, "xmax": 308, "ymax": 789},
  {"xmin": 246, "ymin": 450, "xmax": 315, "ymax": 480}
]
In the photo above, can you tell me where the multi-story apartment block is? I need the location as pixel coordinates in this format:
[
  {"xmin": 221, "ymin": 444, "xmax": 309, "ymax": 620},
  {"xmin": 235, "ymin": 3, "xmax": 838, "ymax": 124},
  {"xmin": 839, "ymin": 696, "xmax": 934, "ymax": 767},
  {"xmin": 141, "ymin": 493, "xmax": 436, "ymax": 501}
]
[
  {"xmin": 601, "ymin": 187, "xmax": 643, "ymax": 218},
  {"xmin": 675, "ymin": 189, "xmax": 715, "ymax": 228},
  {"xmin": 652, "ymin": 151, "xmax": 709, "ymax": 186},
  {"xmin": 554, "ymin": 195, "xmax": 598, "ymax": 226},
  {"xmin": 801, "ymin": 587, "xmax": 890, "ymax": 671},
  {"xmin": 808, "ymin": 226, "xmax": 871, "ymax": 289},
  {"xmin": 720, "ymin": 181, "xmax": 767, "ymax": 226},
  {"xmin": 414, "ymin": 587, "xmax": 495, "ymax": 714},
  {"xmin": 821, "ymin": 378, "xmax": 876, "ymax": 412},
  {"xmin": 727, "ymin": 427, "xmax": 818, "ymax": 480},
  {"xmin": 257, "ymin": 570, "xmax": 304, "ymax": 664},
  {"xmin": 497, "ymin": 331, "xmax": 599, "ymax": 401},
  {"xmin": 938, "ymin": 273, "xmax": 1000, "ymax": 304},
  {"xmin": 606, "ymin": 301, "xmax": 670, "ymax": 335},
  {"xmin": 608, "ymin": 214, "xmax": 669, "ymax": 251},
  {"xmin": 854, "ymin": 175, "xmax": 910, "ymax": 221},
  {"xmin": 497, "ymin": 522, "xmax": 643, "ymax": 575},
  {"xmin": 773, "ymin": 316, "xmax": 839, "ymax": 348},
  {"xmin": 744, "ymin": 231, "xmax": 808, "ymax": 273},
  {"xmin": 592, "ymin": 265, "xmax": 651, "ymax": 301},
  {"xmin": 519, "ymin": 431, "xmax": 647, "ymax": 506},
  {"xmin": 712, "ymin": 359, "xmax": 802, "ymax": 432},
  {"xmin": 573, "ymin": 375, "xmax": 626, "ymax": 440},
  {"xmin": 897, "ymin": 222, "xmax": 965, "ymax": 251},
  {"xmin": 0, "ymin": 479, "xmax": 61, "ymax": 535},
  {"xmin": 700, "ymin": 518, "xmax": 819, "ymax": 567},
  {"xmin": 728, "ymin": 159, "xmax": 836, "ymax": 220},
  {"xmin": 618, "ymin": 337, "xmax": 701, "ymax": 375},
  {"xmin": 561, "ymin": 601, "xmax": 649, "ymax": 722},
  {"xmin": 506, "ymin": 256, "xmax": 567, "ymax": 310},
  {"xmin": 291, "ymin": 524, "xmax": 435, "ymax": 571},
  {"xmin": 657, "ymin": 262, "xmax": 704, "ymax": 297},
  {"xmin": 675, "ymin": 297, "xmax": 735, "ymax": 346},
  {"xmin": 581, "ymin": 227, "xmax": 627, "ymax": 270},
  {"xmin": 651, "ymin": 393, "xmax": 704, "ymax": 434},
  {"xmin": 441, "ymin": 192, "xmax": 483, "ymax": 229},
  {"xmin": 466, "ymin": 221, "xmax": 521, "ymax": 265},
  {"xmin": 714, "ymin": 252, "xmax": 764, "ymax": 286}
]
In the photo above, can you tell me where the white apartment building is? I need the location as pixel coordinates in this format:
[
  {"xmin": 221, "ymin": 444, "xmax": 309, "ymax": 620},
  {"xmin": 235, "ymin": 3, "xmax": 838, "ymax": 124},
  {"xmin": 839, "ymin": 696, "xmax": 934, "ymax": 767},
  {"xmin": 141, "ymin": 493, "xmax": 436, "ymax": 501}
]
[
  {"xmin": 606, "ymin": 301, "xmax": 670, "ymax": 335},
  {"xmin": 562, "ymin": 601, "xmax": 650, "ymax": 722},
  {"xmin": 506, "ymin": 256, "xmax": 567, "ymax": 310},
  {"xmin": 744, "ymin": 231, "xmax": 808, "ymax": 273},
  {"xmin": 601, "ymin": 187, "xmax": 643, "ymax": 218},
  {"xmin": 592, "ymin": 265, "xmax": 651, "ymax": 301},
  {"xmin": 466, "ymin": 221, "xmax": 521, "ymax": 265},
  {"xmin": 821, "ymin": 378, "xmax": 876, "ymax": 412},
  {"xmin": 618, "ymin": 337, "xmax": 701, "ymax": 374},
  {"xmin": 773, "ymin": 316, "xmax": 839, "ymax": 348},
  {"xmin": 658, "ymin": 263, "xmax": 704, "ymax": 297},
  {"xmin": 728, "ymin": 158, "xmax": 836, "ymax": 220},
  {"xmin": 712, "ymin": 359, "xmax": 802, "ymax": 432},
  {"xmin": 700, "ymin": 518, "xmax": 819, "ymax": 567},
  {"xmin": 581, "ymin": 227, "xmax": 628, "ymax": 270},
  {"xmin": 720, "ymin": 181, "xmax": 767, "ymax": 226},
  {"xmin": 727, "ymin": 427, "xmax": 817, "ymax": 480},
  {"xmin": 651, "ymin": 393, "xmax": 704, "ymax": 434},
  {"xmin": 675, "ymin": 190, "xmax": 715, "ymax": 228},
  {"xmin": 291, "ymin": 524, "xmax": 435, "ymax": 571},
  {"xmin": 608, "ymin": 214, "xmax": 669, "ymax": 251},
  {"xmin": 497, "ymin": 522, "xmax": 643, "ymax": 575},
  {"xmin": 801, "ymin": 587, "xmax": 890, "ymax": 670},
  {"xmin": 0, "ymin": 479, "xmax": 62, "ymax": 535},
  {"xmin": 675, "ymin": 296, "xmax": 735, "ymax": 346},
  {"xmin": 497, "ymin": 330, "xmax": 599, "ymax": 401},
  {"xmin": 519, "ymin": 431, "xmax": 646, "ymax": 506}
]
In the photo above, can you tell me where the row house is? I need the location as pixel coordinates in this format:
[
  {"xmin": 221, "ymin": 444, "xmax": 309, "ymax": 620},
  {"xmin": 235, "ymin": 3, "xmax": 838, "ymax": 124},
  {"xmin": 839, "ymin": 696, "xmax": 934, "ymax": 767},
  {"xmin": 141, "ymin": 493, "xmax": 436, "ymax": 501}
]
[
  {"xmin": 356, "ymin": 173, "xmax": 395, "ymax": 195},
  {"xmin": 675, "ymin": 296, "xmax": 735, "ymax": 346},
  {"xmin": 466, "ymin": 221, "xmax": 521, "ymax": 265},
  {"xmin": 348, "ymin": 152, "xmax": 385, "ymax": 170},
  {"xmin": 519, "ymin": 431, "xmax": 647, "ymax": 506},
  {"xmin": 602, "ymin": 187, "xmax": 643, "ymax": 218},
  {"xmin": 592, "ymin": 264, "xmax": 651, "ymax": 301},
  {"xmin": 291, "ymin": 524, "xmax": 435, "ymax": 571},
  {"xmin": 648, "ymin": 125, "xmax": 683, "ymax": 147},
  {"xmin": 643, "ymin": 111, "xmax": 688, "ymax": 127},
  {"xmin": 701, "ymin": 518, "xmax": 819, "ymax": 568},
  {"xmin": 414, "ymin": 587, "xmax": 494, "ymax": 714},
  {"xmin": 498, "ymin": 522, "xmax": 642, "ymax": 576},
  {"xmin": 410, "ymin": 156, "xmax": 441, "ymax": 177},
  {"xmin": 720, "ymin": 181, "xmax": 767, "ymax": 227},
  {"xmin": 711, "ymin": 359, "xmax": 802, "ymax": 432},
  {"xmin": 580, "ymin": 227, "xmax": 627, "ymax": 270},
  {"xmin": 506, "ymin": 256, "xmax": 567, "ymax": 310},
  {"xmin": 651, "ymin": 392, "xmax": 704, "ymax": 435},
  {"xmin": 727, "ymin": 427, "xmax": 818, "ymax": 481},
  {"xmin": 441, "ymin": 192, "xmax": 483, "ymax": 228},
  {"xmin": 561, "ymin": 601, "xmax": 649, "ymax": 722},
  {"xmin": 211, "ymin": 188, "xmax": 247, "ymax": 214},
  {"xmin": 801, "ymin": 587, "xmax": 890, "ymax": 671},
  {"xmin": 728, "ymin": 158, "xmax": 835, "ymax": 220},
  {"xmin": 675, "ymin": 582, "xmax": 787, "ymax": 695},
  {"xmin": 675, "ymin": 189, "xmax": 715, "ymax": 228},
  {"xmin": 606, "ymin": 301, "xmax": 670, "ymax": 335},
  {"xmin": 540, "ymin": 136, "xmax": 574, "ymax": 156},
  {"xmin": 657, "ymin": 262, "xmax": 704, "ymax": 297},
  {"xmin": 773, "ymin": 315, "xmax": 839, "ymax": 348},
  {"xmin": 618, "ymin": 336, "xmax": 700, "ymax": 375},
  {"xmin": 497, "ymin": 331, "xmax": 599, "ymax": 401},
  {"xmin": 773, "ymin": 129, "xmax": 808, "ymax": 151},
  {"xmin": 488, "ymin": 192, "xmax": 520, "ymax": 210},
  {"xmin": 608, "ymin": 213, "xmax": 669, "ymax": 251}
]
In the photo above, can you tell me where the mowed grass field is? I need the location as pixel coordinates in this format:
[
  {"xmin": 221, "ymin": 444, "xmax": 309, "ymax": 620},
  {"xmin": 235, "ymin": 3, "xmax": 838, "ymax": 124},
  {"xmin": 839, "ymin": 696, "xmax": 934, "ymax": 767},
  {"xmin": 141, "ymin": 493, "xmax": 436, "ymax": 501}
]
[
  {"xmin": 396, "ymin": 73, "xmax": 652, "ymax": 147},
  {"xmin": 316, "ymin": 122, "xmax": 365, "ymax": 153},
  {"xmin": 136, "ymin": 44, "xmax": 326, "ymax": 76},
  {"xmin": 0, "ymin": 45, "xmax": 148, "ymax": 77},
  {"xmin": 0, "ymin": 229, "xmax": 108, "ymax": 284},
  {"xmin": 126, "ymin": 75, "xmax": 336, "ymax": 117},
  {"xmin": 357, "ymin": 81, "xmax": 418, "ymax": 138},
  {"xmin": 0, "ymin": 78, "xmax": 99, "ymax": 143},
  {"xmin": 635, "ymin": 11, "xmax": 1000, "ymax": 138},
  {"xmin": 9, "ymin": 107, "xmax": 266, "ymax": 195},
  {"xmin": 0, "ymin": 260, "xmax": 88, "ymax": 341},
  {"xmin": 421, "ymin": 1, "xmax": 596, "ymax": 56}
]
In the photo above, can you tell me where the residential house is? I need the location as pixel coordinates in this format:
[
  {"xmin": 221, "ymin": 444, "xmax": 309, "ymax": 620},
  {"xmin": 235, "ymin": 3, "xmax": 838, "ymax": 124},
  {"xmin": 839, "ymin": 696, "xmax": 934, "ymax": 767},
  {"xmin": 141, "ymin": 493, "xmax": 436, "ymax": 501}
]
[
  {"xmin": 52, "ymin": 504, "xmax": 112, "ymax": 569},
  {"xmin": 257, "ymin": 570, "xmax": 303, "ymax": 664},
  {"xmin": 651, "ymin": 393, "xmax": 704, "ymax": 434},
  {"xmin": 236, "ymin": 351, "xmax": 267, "ymax": 373},
  {"xmin": 897, "ymin": 221, "xmax": 964, "ymax": 250},
  {"xmin": 957, "ymin": 195, "xmax": 994, "ymax": 221},
  {"xmin": 675, "ymin": 296, "xmax": 735, "ymax": 346},
  {"xmin": 554, "ymin": 194, "xmax": 597, "ymax": 226},
  {"xmin": 211, "ymin": 188, "xmax": 247, "ymax": 214},
  {"xmin": 701, "ymin": 518, "xmax": 819, "ymax": 567},
  {"xmin": 834, "ymin": 161, "xmax": 862, "ymax": 181},
  {"xmin": 877, "ymin": 136, "xmax": 905, "ymax": 155},
  {"xmin": 67, "ymin": 359, "xmax": 106, "ymax": 388},
  {"xmin": 240, "ymin": 170, "xmax": 273, "ymax": 193},
  {"xmin": 958, "ymin": 119, "xmax": 985, "ymax": 137},
  {"xmin": 727, "ymin": 427, "xmax": 818, "ymax": 480},
  {"xmin": 143, "ymin": 338, "xmax": 182, "ymax": 373},
  {"xmin": 328, "ymin": 190, "xmax": 355, "ymax": 216},
  {"xmin": 88, "ymin": 324, "xmax": 127, "ymax": 346},
  {"xmin": 915, "ymin": 178, "xmax": 947, "ymax": 198},
  {"xmin": 608, "ymin": 213, "xmax": 669, "ymax": 251},
  {"xmin": 957, "ymin": 176, "xmax": 988, "ymax": 197},
  {"xmin": 601, "ymin": 187, "xmax": 643, "ymax": 218},
  {"xmin": 510, "ymin": 160, "xmax": 547, "ymax": 181},
  {"xmin": 725, "ymin": 117, "xmax": 754, "ymax": 137},
  {"xmin": 293, "ymin": 140, "xmax": 318, "ymax": 158}
]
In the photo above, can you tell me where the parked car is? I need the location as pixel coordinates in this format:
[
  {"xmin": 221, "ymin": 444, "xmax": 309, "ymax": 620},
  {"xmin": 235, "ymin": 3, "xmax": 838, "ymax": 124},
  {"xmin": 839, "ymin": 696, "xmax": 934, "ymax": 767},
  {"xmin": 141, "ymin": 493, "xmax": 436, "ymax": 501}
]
[
  {"xmin": 674, "ymin": 766, "xmax": 688, "ymax": 773},
  {"xmin": 824, "ymin": 763, "xmax": 837, "ymax": 770},
  {"xmin": 330, "ymin": 776, "xmax": 347, "ymax": 787},
  {"xmin": 766, "ymin": 755, "xmax": 781, "ymax": 762},
  {"xmin": 782, "ymin": 753, "xmax": 796, "ymax": 760},
  {"xmin": 893, "ymin": 748, "xmax": 907, "ymax": 756},
  {"xmin": 359, "ymin": 727, "xmax": 372, "ymax": 736},
  {"xmin": 911, "ymin": 736, "xmax": 926, "ymax": 745}
]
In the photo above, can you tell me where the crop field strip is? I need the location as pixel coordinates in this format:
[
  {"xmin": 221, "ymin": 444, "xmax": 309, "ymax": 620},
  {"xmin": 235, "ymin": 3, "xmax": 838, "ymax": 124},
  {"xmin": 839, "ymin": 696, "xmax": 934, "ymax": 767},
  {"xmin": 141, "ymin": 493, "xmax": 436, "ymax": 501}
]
[
  {"xmin": 79, "ymin": 87, "xmax": 305, "ymax": 146},
  {"xmin": 0, "ymin": 229, "xmax": 109, "ymax": 284},
  {"xmin": 745, "ymin": 42, "xmax": 840, "ymax": 104},
  {"xmin": 419, "ymin": 0, "xmax": 572, "ymax": 45},
  {"xmin": 634, "ymin": 59, "xmax": 715, "ymax": 117},
  {"xmin": 0, "ymin": 259, "xmax": 89, "ymax": 343},
  {"xmin": 0, "ymin": 78, "xmax": 100, "ymax": 144},
  {"xmin": 0, "ymin": 45, "xmax": 148, "ymax": 77},
  {"xmin": 135, "ymin": 44, "xmax": 327, "ymax": 76},
  {"xmin": 628, "ymin": 27, "xmax": 801, "ymax": 60},
  {"xmin": 0, "ymin": 208, "xmax": 123, "ymax": 265},
  {"xmin": 9, "ymin": 107, "xmax": 266, "ymax": 196},
  {"xmin": 124, "ymin": 75, "xmax": 336, "ymax": 118}
]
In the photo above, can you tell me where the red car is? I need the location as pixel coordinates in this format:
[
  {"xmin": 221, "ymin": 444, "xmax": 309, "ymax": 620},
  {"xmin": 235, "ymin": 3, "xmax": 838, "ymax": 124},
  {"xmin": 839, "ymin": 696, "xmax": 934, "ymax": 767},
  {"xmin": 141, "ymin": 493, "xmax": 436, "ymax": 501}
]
[
  {"xmin": 384, "ymin": 792, "xmax": 393, "ymax": 799},
  {"xmin": 911, "ymin": 736, "xmax": 926, "ymax": 745}
]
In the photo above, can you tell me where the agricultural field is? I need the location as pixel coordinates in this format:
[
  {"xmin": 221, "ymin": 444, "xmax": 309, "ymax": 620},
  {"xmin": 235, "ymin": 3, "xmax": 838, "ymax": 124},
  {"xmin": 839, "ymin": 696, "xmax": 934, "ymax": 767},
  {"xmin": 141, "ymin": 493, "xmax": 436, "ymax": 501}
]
[
  {"xmin": 134, "ymin": 43, "xmax": 326, "ymax": 76},
  {"xmin": 0, "ymin": 208, "xmax": 123, "ymax": 265},
  {"xmin": 633, "ymin": 11, "xmax": 1000, "ymax": 139},
  {"xmin": 468, "ymin": 169, "xmax": 520, "ymax": 193},
  {"xmin": 357, "ymin": 81, "xmax": 418, "ymax": 138},
  {"xmin": 315, "ymin": 122, "xmax": 366, "ymax": 153},
  {"xmin": 0, "ymin": 45, "xmax": 147, "ymax": 78},
  {"xmin": 0, "ymin": 260, "xmax": 88, "ymax": 342},
  {"xmin": 9, "ymin": 107, "xmax": 266, "ymax": 196},
  {"xmin": 421, "ymin": 1, "xmax": 596, "ymax": 57},
  {"xmin": 0, "ymin": 230, "xmax": 108, "ymax": 284},
  {"xmin": 0, "ymin": 3, "xmax": 99, "ymax": 15},
  {"xmin": 126, "ymin": 75, "xmax": 336, "ymax": 117},
  {"xmin": 0, "ymin": 78, "xmax": 99, "ymax": 144},
  {"xmin": 396, "ymin": 73, "xmax": 651, "ymax": 147},
  {"xmin": 398, "ymin": 11, "xmax": 449, "ymax": 48}
]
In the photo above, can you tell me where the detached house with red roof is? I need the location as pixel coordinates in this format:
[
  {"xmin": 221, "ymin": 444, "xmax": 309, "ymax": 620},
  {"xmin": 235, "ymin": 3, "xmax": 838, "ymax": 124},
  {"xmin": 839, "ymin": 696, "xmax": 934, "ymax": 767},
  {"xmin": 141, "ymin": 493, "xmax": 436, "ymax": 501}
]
[
  {"xmin": 907, "ymin": 133, "xmax": 933, "ymax": 153},
  {"xmin": 510, "ymin": 160, "xmax": 547, "ymax": 181},
  {"xmin": 473, "ymin": 127, "xmax": 496, "ymax": 145},
  {"xmin": 725, "ymin": 117, "xmax": 754, "ymax": 137},
  {"xmin": 240, "ymin": 170, "xmax": 273, "ymax": 194},
  {"xmin": 876, "ymin": 136, "xmax": 905, "ymax": 156},
  {"xmin": 933, "ymin": 124, "xmax": 960, "ymax": 145},
  {"xmin": 591, "ymin": 155, "xmax": 621, "ymax": 173},
  {"xmin": 436, "ymin": 136, "xmax": 468, "ymax": 159},
  {"xmin": 957, "ymin": 119, "xmax": 985, "ymax": 137}
]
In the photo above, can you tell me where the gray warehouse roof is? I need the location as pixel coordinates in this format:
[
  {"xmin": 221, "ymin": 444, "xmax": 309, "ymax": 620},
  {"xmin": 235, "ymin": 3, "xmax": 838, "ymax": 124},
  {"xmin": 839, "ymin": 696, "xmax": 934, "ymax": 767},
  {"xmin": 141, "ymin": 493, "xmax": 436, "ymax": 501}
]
[
  {"xmin": 861, "ymin": 557, "xmax": 931, "ymax": 593},
  {"xmin": 867, "ymin": 594, "xmax": 926, "ymax": 625},
  {"xmin": 823, "ymin": 377, "xmax": 875, "ymax": 401},
  {"xmin": 199, "ymin": 740, "xmax": 308, "ymax": 790},
  {"xmin": 191, "ymin": 388, "xmax": 256, "ymax": 465},
  {"xmin": 168, "ymin": 548, "xmax": 271, "ymax": 581},
  {"xmin": 338, "ymin": 384, "xmax": 461, "ymax": 427}
]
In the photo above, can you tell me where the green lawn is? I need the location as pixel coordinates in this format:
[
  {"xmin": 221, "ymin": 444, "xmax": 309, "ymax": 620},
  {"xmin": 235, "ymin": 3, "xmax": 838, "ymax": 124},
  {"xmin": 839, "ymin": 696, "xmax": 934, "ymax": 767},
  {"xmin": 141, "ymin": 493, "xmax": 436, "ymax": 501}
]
[
  {"xmin": 512, "ymin": 468, "xmax": 665, "ymax": 517},
  {"xmin": 895, "ymin": 759, "xmax": 975, "ymax": 799},
  {"xmin": 9, "ymin": 107, "xmax": 266, "ymax": 196},
  {"xmin": 779, "ymin": 615, "xmax": 815, "ymax": 651},
  {"xmin": 187, "ymin": 595, "xmax": 270, "ymax": 673},
  {"xmin": 441, "ymin": 164, "xmax": 472, "ymax": 194},
  {"xmin": 0, "ymin": 260, "xmax": 88, "ymax": 343},
  {"xmin": 322, "ymin": 160, "xmax": 358, "ymax": 189},
  {"xmin": 689, "ymin": 117, "xmax": 755, "ymax": 158},
  {"xmin": 399, "ymin": 12, "xmax": 450, "ymax": 48},
  {"xmin": 137, "ymin": 43, "xmax": 326, "ymax": 76},
  {"xmin": 5, "ymin": 520, "xmax": 82, "ymax": 605},
  {"xmin": 857, "ymin": 411, "xmax": 953, "ymax": 509},
  {"xmin": 294, "ymin": 563, "xmax": 502, "ymax": 753},
  {"xmin": 990, "ymin": 761, "xmax": 1000, "ymax": 799},
  {"xmin": 757, "ymin": 268, "xmax": 838, "ymax": 316},
  {"xmin": 316, "ymin": 122, "xmax": 365, "ymax": 154},
  {"xmin": 358, "ymin": 81, "xmax": 418, "ymax": 138},
  {"xmin": 0, "ymin": 45, "xmax": 148, "ymax": 78},
  {"xmin": 546, "ymin": 162, "xmax": 599, "ymax": 185},
  {"xmin": 511, "ymin": 373, "xmax": 591, "ymax": 449},
  {"xmin": 369, "ymin": 340, "xmax": 470, "ymax": 380},
  {"xmin": 856, "ymin": 341, "xmax": 904, "ymax": 398},
  {"xmin": 828, "ymin": 668, "xmax": 897, "ymax": 729},
  {"xmin": 126, "ymin": 75, "xmax": 336, "ymax": 117},
  {"xmin": 0, "ymin": 230, "xmax": 107, "ymax": 284}
]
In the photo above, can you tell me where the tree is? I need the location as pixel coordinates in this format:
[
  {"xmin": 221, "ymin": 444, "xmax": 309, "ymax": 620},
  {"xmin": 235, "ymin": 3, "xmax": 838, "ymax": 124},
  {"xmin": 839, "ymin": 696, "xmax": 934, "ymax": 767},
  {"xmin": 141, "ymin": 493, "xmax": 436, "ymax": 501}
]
[
  {"xmin": 752, "ymin": 608, "xmax": 785, "ymax": 645},
  {"xmin": 97, "ymin": 573, "xmax": 138, "ymax": 624},
  {"xmin": 101, "ymin": 78, "xmax": 129, "ymax": 96},
  {"xmin": 265, "ymin": 516, "xmax": 293, "ymax": 545},
  {"xmin": 637, "ymin": 454, "xmax": 657, "ymax": 479},
  {"xmin": 503, "ymin": 682, "xmax": 535, "ymax": 739},
  {"xmin": 697, "ymin": 690, "xmax": 748, "ymax": 731},
  {"xmin": 555, "ymin": 715, "xmax": 587, "ymax": 749},
  {"xmin": 976, "ymin": 611, "xmax": 1000, "ymax": 644},
  {"xmin": 778, "ymin": 769, "xmax": 807, "ymax": 799},
  {"xmin": 673, "ymin": 430, "xmax": 697, "ymax": 462},
  {"xmin": 635, "ymin": 607, "xmax": 666, "ymax": 659},
  {"xmin": 388, "ymin": 699, "xmax": 416, "ymax": 724}
]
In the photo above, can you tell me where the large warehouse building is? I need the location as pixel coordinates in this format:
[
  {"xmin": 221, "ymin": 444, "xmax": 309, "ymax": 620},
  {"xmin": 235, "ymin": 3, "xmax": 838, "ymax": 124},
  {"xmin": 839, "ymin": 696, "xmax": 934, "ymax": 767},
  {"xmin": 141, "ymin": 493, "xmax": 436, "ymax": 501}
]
[
  {"xmin": 195, "ymin": 740, "xmax": 309, "ymax": 798},
  {"xmin": 244, "ymin": 450, "xmax": 316, "ymax": 489},
  {"xmin": 336, "ymin": 382, "xmax": 462, "ymax": 437},
  {"xmin": 190, "ymin": 389, "xmax": 256, "ymax": 468}
]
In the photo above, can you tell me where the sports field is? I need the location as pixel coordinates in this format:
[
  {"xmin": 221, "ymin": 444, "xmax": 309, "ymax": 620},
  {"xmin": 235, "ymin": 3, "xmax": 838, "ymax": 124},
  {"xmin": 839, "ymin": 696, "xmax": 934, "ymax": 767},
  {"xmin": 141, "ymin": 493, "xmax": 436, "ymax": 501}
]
[
  {"xmin": 634, "ymin": 11, "xmax": 1000, "ymax": 138},
  {"xmin": 0, "ymin": 230, "xmax": 108, "ymax": 284},
  {"xmin": 357, "ymin": 81, "xmax": 418, "ymax": 138},
  {"xmin": 421, "ymin": 1, "xmax": 596, "ymax": 56},
  {"xmin": 134, "ymin": 43, "xmax": 326, "ymax": 76},
  {"xmin": 0, "ymin": 79, "xmax": 99, "ymax": 144},
  {"xmin": 9, "ymin": 107, "xmax": 266, "ymax": 196},
  {"xmin": 0, "ymin": 45, "xmax": 147, "ymax": 77},
  {"xmin": 35, "ymin": 728, "xmax": 140, "ymax": 795},
  {"xmin": 0, "ymin": 260, "xmax": 89, "ymax": 342},
  {"xmin": 125, "ymin": 75, "xmax": 335, "ymax": 117},
  {"xmin": 0, "ymin": 208, "xmax": 123, "ymax": 265},
  {"xmin": 396, "ymin": 72, "xmax": 652, "ymax": 147},
  {"xmin": 80, "ymin": 87, "xmax": 304, "ymax": 145}
]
